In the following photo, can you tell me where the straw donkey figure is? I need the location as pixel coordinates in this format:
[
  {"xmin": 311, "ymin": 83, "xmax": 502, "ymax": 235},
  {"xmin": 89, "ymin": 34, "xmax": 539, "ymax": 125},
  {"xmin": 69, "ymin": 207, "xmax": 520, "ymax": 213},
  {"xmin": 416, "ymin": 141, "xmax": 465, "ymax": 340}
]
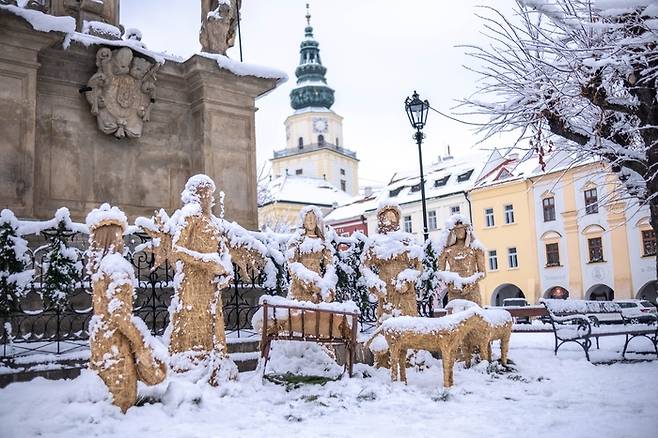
[{"xmin": 87, "ymin": 204, "xmax": 167, "ymax": 413}]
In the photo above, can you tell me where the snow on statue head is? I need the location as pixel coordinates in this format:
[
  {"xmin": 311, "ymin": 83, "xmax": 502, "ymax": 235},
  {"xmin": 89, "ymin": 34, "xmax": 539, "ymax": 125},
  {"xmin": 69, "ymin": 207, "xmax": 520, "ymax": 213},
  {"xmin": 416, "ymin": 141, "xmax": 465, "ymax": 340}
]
[
  {"xmin": 181, "ymin": 174, "xmax": 216, "ymax": 213},
  {"xmin": 86, "ymin": 203, "xmax": 128, "ymax": 253},
  {"xmin": 442, "ymin": 213, "xmax": 477, "ymax": 249},
  {"xmin": 298, "ymin": 205, "xmax": 325, "ymax": 240},
  {"xmin": 376, "ymin": 199, "xmax": 401, "ymax": 234}
]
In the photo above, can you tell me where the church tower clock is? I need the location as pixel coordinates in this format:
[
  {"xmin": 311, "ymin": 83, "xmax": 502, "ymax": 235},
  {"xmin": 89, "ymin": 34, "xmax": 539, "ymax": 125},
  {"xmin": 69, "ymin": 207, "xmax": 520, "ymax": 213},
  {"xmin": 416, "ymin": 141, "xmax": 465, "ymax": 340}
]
[{"xmin": 270, "ymin": 5, "xmax": 359, "ymax": 196}]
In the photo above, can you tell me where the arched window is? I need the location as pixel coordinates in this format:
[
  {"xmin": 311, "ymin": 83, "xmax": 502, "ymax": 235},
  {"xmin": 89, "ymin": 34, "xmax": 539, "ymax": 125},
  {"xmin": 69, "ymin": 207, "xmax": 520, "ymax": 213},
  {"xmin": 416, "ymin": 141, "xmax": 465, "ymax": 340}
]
[
  {"xmin": 298, "ymin": 137, "xmax": 303, "ymax": 149},
  {"xmin": 318, "ymin": 135, "xmax": 325, "ymax": 145}
]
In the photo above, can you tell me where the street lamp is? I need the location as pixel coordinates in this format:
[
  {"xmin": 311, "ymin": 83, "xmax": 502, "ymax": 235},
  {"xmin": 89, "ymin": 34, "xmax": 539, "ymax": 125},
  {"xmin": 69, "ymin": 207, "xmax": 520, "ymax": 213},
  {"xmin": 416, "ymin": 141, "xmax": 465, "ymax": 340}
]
[{"xmin": 404, "ymin": 90, "xmax": 430, "ymax": 241}]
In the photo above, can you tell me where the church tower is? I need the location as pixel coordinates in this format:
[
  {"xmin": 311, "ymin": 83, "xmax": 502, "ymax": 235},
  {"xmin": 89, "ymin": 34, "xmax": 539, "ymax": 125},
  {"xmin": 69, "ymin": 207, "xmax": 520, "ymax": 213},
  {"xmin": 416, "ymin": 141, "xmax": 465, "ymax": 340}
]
[{"xmin": 270, "ymin": 5, "xmax": 359, "ymax": 196}]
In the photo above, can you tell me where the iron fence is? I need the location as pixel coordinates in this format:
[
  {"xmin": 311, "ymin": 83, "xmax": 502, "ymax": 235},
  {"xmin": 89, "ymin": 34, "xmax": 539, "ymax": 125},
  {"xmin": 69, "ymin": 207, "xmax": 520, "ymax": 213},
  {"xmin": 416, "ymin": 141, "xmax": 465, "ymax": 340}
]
[{"xmin": 0, "ymin": 228, "xmax": 433, "ymax": 360}]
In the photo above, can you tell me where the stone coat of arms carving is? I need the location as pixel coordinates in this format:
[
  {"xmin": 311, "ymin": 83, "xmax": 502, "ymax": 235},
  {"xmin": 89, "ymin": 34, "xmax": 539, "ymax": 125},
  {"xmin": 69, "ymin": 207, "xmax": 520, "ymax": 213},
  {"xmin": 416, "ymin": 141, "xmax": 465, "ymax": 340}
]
[{"xmin": 85, "ymin": 47, "xmax": 159, "ymax": 138}]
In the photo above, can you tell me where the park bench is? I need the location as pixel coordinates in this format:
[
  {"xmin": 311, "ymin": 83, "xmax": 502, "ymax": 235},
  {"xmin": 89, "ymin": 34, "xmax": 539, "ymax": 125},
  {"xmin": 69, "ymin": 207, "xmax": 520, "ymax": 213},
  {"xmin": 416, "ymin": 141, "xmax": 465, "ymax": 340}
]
[
  {"xmin": 253, "ymin": 296, "xmax": 360, "ymax": 376},
  {"xmin": 541, "ymin": 299, "xmax": 658, "ymax": 361}
]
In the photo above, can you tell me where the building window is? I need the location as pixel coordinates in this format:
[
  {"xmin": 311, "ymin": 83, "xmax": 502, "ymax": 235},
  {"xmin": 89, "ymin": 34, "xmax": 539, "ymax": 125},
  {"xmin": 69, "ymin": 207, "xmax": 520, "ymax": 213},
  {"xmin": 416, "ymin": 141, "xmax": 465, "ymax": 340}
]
[
  {"xmin": 410, "ymin": 183, "xmax": 421, "ymax": 192},
  {"xmin": 336, "ymin": 137, "xmax": 340, "ymax": 147},
  {"xmin": 504, "ymin": 204, "xmax": 515, "ymax": 224},
  {"xmin": 403, "ymin": 215, "xmax": 413, "ymax": 233},
  {"xmin": 485, "ymin": 208, "xmax": 495, "ymax": 227},
  {"xmin": 389, "ymin": 186, "xmax": 404, "ymax": 197},
  {"xmin": 340, "ymin": 168, "xmax": 345, "ymax": 176},
  {"xmin": 340, "ymin": 180, "xmax": 346, "ymax": 192},
  {"xmin": 488, "ymin": 250, "xmax": 498, "ymax": 271},
  {"xmin": 298, "ymin": 137, "xmax": 303, "ymax": 149},
  {"xmin": 588, "ymin": 237, "xmax": 604, "ymax": 263},
  {"xmin": 543, "ymin": 197, "xmax": 556, "ymax": 222},
  {"xmin": 318, "ymin": 135, "xmax": 325, "ymax": 145},
  {"xmin": 584, "ymin": 188, "xmax": 598, "ymax": 214},
  {"xmin": 545, "ymin": 243, "xmax": 560, "ymax": 267},
  {"xmin": 451, "ymin": 205, "xmax": 460, "ymax": 215},
  {"xmin": 642, "ymin": 230, "xmax": 656, "ymax": 256},
  {"xmin": 457, "ymin": 169, "xmax": 474, "ymax": 182},
  {"xmin": 508, "ymin": 247, "xmax": 518, "ymax": 268},
  {"xmin": 434, "ymin": 175, "xmax": 450, "ymax": 187},
  {"xmin": 428, "ymin": 210, "xmax": 437, "ymax": 230},
  {"xmin": 295, "ymin": 169, "xmax": 303, "ymax": 175}
]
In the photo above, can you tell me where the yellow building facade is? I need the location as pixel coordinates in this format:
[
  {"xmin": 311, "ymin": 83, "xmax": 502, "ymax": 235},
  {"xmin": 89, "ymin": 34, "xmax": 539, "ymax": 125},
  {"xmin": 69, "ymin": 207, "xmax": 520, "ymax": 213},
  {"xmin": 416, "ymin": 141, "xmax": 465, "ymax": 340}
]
[{"xmin": 470, "ymin": 153, "xmax": 656, "ymax": 306}]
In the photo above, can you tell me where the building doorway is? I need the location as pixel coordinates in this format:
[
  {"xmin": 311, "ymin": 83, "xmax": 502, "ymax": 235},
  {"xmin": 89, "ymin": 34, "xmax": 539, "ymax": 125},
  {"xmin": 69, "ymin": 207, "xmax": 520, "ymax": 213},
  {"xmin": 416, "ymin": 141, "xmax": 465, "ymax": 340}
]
[
  {"xmin": 637, "ymin": 280, "xmax": 658, "ymax": 307},
  {"xmin": 585, "ymin": 284, "xmax": 614, "ymax": 301},
  {"xmin": 491, "ymin": 283, "xmax": 525, "ymax": 306}
]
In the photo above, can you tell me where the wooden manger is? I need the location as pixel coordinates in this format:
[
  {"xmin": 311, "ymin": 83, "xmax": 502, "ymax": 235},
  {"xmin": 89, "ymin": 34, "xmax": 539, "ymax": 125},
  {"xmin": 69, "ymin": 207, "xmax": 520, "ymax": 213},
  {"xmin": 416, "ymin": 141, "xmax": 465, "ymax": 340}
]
[{"xmin": 257, "ymin": 300, "xmax": 360, "ymax": 377}]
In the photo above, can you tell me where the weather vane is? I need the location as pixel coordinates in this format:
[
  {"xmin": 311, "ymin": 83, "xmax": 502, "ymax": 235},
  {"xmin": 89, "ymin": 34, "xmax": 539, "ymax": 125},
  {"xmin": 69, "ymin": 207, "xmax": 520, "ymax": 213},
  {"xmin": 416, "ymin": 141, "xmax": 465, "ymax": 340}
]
[{"xmin": 306, "ymin": 3, "xmax": 311, "ymax": 26}]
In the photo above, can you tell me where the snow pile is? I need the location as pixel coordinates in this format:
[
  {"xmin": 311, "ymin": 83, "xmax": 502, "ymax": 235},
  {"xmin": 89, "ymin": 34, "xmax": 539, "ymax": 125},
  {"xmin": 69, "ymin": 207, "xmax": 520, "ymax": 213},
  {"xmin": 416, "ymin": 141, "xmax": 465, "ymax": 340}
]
[
  {"xmin": 541, "ymin": 298, "xmax": 622, "ymax": 314},
  {"xmin": 85, "ymin": 203, "xmax": 128, "ymax": 231},
  {"xmin": 0, "ymin": 3, "xmax": 75, "ymax": 33},
  {"xmin": 199, "ymin": 52, "xmax": 288, "ymax": 85},
  {"xmin": 19, "ymin": 206, "xmax": 88, "ymax": 235},
  {"xmin": 382, "ymin": 308, "xmax": 480, "ymax": 334},
  {"xmin": 264, "ymin": 341, "xmax": 344, "ymax": 378},
  {"xmin": 81, "ymin": 20, "xmax": 121, "ymax": 39}
]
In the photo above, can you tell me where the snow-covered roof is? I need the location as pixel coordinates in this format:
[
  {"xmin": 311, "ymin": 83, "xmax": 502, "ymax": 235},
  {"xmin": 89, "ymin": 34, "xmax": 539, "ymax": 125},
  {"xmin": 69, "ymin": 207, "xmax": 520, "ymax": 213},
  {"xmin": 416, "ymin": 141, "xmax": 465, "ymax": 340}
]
[
  {"xmin": 369, "ymin": 151, "xmax": 489, "ymax": 209},
  {"xmin": 324, "ymin": 195, "xmax": 379, "ymax": 223},
  {"xmin": 0, "ymin": 4, "xmax": 288, "ymax": 85},
  {"xmin": 473, "ymin": 147, "xmax": 601, "ymax": 190},
  {"xmin": 260, "ymin": 175, "xmax": 354, "ymax": 208}
]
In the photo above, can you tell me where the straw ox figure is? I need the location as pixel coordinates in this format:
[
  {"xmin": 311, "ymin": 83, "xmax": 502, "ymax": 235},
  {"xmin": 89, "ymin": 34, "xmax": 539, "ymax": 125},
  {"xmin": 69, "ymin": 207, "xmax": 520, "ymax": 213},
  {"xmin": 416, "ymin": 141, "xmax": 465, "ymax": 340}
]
[
  {"xmin": 87, "ymin": 204, "xmax": 167, "ymax": 413},
  {"xmin": 286, "ymin": 206, "xmax": 337, "ymax": 303},
  {"xmin": 360, "ymin": 201, "xmax": 423, "ymax": 367},
  {"xmin": 437, "ymin": 215, "xmax": 486, "ymax": 305}
]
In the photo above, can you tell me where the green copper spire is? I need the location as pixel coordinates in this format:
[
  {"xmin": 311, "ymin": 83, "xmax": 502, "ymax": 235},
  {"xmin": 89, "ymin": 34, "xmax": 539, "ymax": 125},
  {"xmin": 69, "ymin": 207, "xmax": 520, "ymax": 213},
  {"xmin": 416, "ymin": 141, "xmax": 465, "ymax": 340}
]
[{"xmin": 290, "ymin": 4, "xmax": 335, "ymax": 110}]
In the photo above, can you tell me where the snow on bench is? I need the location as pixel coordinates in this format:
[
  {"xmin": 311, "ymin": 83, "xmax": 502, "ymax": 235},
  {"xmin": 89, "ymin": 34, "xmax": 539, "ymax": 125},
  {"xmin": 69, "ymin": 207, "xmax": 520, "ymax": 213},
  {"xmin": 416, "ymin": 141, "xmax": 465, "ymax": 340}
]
[{"xmin": 541, "ymin": 299, "xmax": 658, "ymax": 361}]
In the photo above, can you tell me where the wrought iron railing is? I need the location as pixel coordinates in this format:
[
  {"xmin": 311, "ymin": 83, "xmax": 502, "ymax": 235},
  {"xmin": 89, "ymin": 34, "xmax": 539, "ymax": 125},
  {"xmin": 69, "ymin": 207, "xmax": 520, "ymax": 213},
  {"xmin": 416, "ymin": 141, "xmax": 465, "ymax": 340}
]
[{"xmin": 0, "ymin": 227, "xmax": 434, "ymax": 360}]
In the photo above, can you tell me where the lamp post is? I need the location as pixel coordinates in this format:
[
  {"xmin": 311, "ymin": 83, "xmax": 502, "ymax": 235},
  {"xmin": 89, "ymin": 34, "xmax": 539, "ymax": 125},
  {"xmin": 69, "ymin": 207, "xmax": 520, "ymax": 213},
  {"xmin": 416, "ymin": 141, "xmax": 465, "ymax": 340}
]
[{"xmin": 405, "ymin": 91, "xmax": 430, "ymax": 241}]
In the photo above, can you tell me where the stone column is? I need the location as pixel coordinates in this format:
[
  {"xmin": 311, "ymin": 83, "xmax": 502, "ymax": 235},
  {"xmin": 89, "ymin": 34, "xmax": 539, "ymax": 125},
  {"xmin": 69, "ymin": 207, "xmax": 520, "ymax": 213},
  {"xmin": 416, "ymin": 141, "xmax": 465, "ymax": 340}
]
[
  {"xmin": 0, "ymin": 13, "xmax": 60, "ymax": 218},
  {"xmin": 183, "ymin": 55, "xmax": 277, "ymax": 230}
]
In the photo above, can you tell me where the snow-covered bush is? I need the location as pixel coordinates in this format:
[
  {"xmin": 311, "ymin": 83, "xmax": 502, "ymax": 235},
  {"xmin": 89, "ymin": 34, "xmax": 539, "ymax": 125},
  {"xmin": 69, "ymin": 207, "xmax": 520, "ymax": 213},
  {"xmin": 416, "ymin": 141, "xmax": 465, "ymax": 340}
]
[
  {"xmin": 333, "ymin": 231, "xmax": 369, "ymax": 311},
  {"xmin": 0, "ymin": 209, "xmax": 33, "ymax": 314},
  {"xmin": 41, "ymin": 210, "xmax": 82, "ymax": 308}
]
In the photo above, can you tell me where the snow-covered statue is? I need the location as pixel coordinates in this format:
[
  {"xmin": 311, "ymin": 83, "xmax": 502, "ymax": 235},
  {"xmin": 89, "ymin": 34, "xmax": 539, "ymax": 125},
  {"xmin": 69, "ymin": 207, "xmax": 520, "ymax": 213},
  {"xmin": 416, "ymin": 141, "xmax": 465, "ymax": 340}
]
[
  {"xmin": 162, "ymin": 175, "xmax": 238, "ymax": 384},
  {"xmin": 84, "ymin": 47, "xmax": 159, "ymax": 139},
  {"xmin": 361, "ymin": 201, "xmax": 423, "ymax": 323},
  {"xmin": 200, "ymin": 0, "xmax": 241, "ymax": 55},
  {"xmin": 437, "ymin": 215, "xmax": 486, "ymax": 305},
  {"xmin": 86, "ymin": 204, "xmax": 167, "ymax": 413},
  {"xmin": 285, "ymin": 206, "xmax": 337, "ymax": 303}
]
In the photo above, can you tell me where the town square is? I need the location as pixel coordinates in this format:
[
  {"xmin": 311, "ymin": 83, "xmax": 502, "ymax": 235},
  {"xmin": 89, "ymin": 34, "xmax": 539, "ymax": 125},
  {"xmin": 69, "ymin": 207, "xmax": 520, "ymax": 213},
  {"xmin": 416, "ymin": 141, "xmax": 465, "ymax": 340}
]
[{"xmin": 0, "ymin": 1, "xmax": 657, "ymax": 437}]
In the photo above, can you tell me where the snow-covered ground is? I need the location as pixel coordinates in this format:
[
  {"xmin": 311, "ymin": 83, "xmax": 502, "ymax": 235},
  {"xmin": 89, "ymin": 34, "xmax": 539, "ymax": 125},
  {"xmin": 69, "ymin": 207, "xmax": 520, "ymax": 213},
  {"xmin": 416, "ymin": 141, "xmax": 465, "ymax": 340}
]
[{"xmin": 1, "ymin": 333, "xmax": 657, "ymax": 438}]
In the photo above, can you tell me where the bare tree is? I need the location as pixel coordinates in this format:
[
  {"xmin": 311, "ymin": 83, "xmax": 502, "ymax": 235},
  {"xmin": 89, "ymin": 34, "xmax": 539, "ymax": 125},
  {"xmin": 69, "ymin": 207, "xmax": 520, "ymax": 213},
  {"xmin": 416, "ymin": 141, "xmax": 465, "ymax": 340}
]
[{"xmin": 462, "ymin": 0, "xmax": 658, "ymax": 276}]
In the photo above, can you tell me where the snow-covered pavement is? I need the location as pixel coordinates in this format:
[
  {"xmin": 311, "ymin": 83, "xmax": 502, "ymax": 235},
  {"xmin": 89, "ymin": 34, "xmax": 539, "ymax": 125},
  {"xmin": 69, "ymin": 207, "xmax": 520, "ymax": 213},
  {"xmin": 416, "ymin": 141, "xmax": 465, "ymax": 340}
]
[{"xmin": 1, "ymin": 333, "xmax": 657, "ymax": 438}]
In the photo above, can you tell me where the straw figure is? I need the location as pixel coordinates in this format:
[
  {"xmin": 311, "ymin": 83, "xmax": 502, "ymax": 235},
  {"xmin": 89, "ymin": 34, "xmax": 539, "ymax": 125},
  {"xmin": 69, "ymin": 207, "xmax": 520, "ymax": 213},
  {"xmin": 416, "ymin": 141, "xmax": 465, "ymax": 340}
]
[
  {"xmin": 86, "ymin": 204, "xmax": 167, "ymax": 413},
  {"xmin": 445, "ymin": 299, "xmax": 513, "ymax": 367},
  {"xmin": 139, "ymin": 175, "xmax": 237, "ymax": 384},
  {"xmin": 359, "ymin": 201, "xmax": 423, "ymax": 368},
  {"xmin": 286, "ymin": 206, "xmax": 337, "ymax": 303},
  {"xmin": 368, "ymin": 310, "xmax": 482, "ymax": 388},
  {"xmin": 437, "ymin": 215, "xmax": 486, "ymax": 305}
]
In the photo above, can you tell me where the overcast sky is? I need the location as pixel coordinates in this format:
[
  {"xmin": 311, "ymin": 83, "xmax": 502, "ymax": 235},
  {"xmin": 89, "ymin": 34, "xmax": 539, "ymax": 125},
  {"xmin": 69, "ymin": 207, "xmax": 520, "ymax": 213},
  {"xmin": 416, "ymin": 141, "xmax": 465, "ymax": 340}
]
[{"xmin": 122, "ymin": 0, "xmax": 515, "ymax": 186}]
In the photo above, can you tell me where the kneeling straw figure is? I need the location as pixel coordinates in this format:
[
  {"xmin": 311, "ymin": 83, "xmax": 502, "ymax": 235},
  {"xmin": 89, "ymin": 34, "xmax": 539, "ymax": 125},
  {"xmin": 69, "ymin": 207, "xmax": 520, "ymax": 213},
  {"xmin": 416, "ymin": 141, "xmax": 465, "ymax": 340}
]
[
  {"xmin": 286, "ymin": 206, "xmax": 337, "ymax": 303},
  {"xmin": 87, "ymin": 204, "xmax": 167, "ymax": 413}
]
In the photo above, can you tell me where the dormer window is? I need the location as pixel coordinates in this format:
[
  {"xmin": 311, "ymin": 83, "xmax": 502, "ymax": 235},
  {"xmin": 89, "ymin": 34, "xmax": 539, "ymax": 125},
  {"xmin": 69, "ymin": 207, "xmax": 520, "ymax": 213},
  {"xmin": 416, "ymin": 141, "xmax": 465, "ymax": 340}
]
[
  {"xmin": 457, "ymin": 169, "xmax": 474, "ymax": 182},
  {"xmin": 389, "ymin": 186, "xmax": 405, "ymax": 197},
  {"xmin": 434, "ymin": 175, "xmax": 450, "ymax": 187},
  {"xmin": 411, "ymin": 183, "xmax": 421, "ymax": 192}
]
